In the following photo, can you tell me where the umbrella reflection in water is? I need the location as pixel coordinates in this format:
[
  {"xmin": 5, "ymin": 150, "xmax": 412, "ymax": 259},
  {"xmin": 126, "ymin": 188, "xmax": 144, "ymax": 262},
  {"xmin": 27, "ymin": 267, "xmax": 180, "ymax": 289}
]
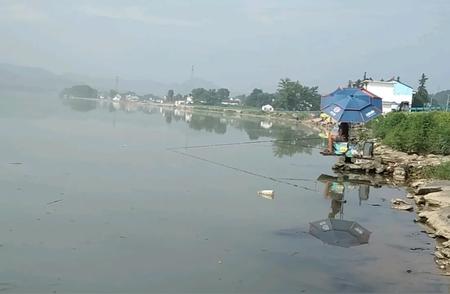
[
  {"xmin": 309, "ymin": 176, "xmax": 371, "ymax": 247},
  {"xmin": 309, "ymin": 218, "xmax": 371, "ymax": 248}
]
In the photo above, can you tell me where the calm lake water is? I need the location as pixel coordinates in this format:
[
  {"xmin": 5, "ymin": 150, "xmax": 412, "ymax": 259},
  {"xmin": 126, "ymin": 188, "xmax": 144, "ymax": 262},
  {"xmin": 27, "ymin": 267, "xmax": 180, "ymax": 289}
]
[{"xmin": 0, "ymin": 97, "xmax": 448, "ymax": 293}]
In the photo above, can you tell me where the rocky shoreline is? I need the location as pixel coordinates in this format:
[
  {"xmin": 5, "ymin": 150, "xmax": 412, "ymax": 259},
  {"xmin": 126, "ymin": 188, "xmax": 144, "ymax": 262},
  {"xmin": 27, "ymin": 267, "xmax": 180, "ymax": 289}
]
[
  {"xmin": 334, "ymin": 146, "xmax": 450, "ymax": 273},
  {"xmin": 410, "ymin": 180, "xmax": 450, "ymax": 272},
  {"xmin": 332, "ymin": 142, "xmax": 450, "ymax": 182},
  {"xmin": 303, "ymin": 118, "xmax": 450, "ymax": 273}
]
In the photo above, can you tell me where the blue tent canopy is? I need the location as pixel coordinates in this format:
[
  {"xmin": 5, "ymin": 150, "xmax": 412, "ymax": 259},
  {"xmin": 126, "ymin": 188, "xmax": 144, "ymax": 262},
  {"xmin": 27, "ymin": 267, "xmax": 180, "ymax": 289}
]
[{"xmin": 321, "ymin": 88, "xmax": 382, "ymax": 123}]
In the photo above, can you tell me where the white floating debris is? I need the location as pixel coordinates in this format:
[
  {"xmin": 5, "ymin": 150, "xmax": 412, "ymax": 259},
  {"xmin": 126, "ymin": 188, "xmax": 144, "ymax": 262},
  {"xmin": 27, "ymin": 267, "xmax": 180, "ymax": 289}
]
[{"xmin": 258, "ymin": 190, "xmax": 275, "ymax": 200}]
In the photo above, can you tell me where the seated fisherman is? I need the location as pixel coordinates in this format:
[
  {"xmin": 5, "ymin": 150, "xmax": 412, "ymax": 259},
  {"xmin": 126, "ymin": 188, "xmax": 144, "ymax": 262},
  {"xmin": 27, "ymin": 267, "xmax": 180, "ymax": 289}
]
[{"xmin": 326, "ymin": 122, "xmax": 350, "ymax": 153}]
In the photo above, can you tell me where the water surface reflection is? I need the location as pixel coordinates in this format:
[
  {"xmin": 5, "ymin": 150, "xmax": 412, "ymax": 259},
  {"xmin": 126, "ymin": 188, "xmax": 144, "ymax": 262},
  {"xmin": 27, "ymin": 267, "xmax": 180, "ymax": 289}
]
[
  {"xmin": 0, "ymin": 97, "xmax": 445, "ymax": 292},
  {"xmin": 63, "ymin": 98, "xmax": 324, "ymax": 158}
]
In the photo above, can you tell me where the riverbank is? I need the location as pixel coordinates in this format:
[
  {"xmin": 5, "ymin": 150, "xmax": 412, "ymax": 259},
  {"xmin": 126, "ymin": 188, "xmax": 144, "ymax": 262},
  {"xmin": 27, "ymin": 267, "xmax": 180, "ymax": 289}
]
[
  {"xmin": 303, "ymin": 112, "xmax": 450, "ymax": 273},
  {"xmin": 146, "ymin": 101, "xmax": 319, "ymax": 123}
]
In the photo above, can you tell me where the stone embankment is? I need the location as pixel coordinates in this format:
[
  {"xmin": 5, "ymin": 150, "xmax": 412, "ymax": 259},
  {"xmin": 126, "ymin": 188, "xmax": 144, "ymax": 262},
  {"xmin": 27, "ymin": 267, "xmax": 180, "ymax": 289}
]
[
  {"xmin": 331, "ymin": 141, "xmax": 450, "ymax": 272},
  {"xmin": 332, "ymin": 143, "xmax": 450, "ymax": 182},
  {"xmin": 411, "ymin": 180, "xmax": 450, "ymax": 271}
]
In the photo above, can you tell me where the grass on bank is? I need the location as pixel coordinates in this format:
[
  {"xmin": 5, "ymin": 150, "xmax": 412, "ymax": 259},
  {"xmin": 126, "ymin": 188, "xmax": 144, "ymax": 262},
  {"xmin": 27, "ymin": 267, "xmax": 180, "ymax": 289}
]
[
  {"xmin": 423, "ymin": 162, "xmax": 450, "ymax": 180},
  {"xmin": 368, "ymin": 111, "xmax": 450, "ymax": 155}
]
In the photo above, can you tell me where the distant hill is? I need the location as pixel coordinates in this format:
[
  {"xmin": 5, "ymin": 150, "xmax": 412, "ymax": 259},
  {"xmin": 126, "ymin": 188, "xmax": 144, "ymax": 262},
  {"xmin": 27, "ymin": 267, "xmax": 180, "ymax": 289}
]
[
  {"xmin": 0, "ymin": 63, "xmax": 75, "ymax": 93},
  {"xmin": 0, "ymin": 63, "xmax": 219, "ymax": 96},
  {"xmin": 431, "ymin": 90, "xmax": 450, "ymax": 109}
]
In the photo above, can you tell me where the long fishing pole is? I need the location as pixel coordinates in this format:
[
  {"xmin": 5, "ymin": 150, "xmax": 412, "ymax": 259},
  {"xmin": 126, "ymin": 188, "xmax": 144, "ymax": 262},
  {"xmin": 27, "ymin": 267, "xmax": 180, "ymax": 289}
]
[
  {"xmin": 170, "ymin": 149, "xmax": 319, "ymax": 192},
  {"xmin": 167, "ymin": 136, "xmax": 324, "ymax": 151}
]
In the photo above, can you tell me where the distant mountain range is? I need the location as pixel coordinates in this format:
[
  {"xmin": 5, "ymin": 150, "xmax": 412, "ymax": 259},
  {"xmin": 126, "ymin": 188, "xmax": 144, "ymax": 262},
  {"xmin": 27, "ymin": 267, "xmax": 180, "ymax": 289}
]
[{"xmin": 0, "ymin": 63, "xmax": 219, "ymax": 96}]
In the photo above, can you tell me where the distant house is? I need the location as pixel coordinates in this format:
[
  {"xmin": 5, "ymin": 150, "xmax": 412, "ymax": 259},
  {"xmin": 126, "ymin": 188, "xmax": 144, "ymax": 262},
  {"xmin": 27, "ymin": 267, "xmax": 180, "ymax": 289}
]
[
  {"xmin": 125, "ymin": 94, "xmax": 140, "ymax": 102},
  {"xmin": 262, "ymin": 104, "xmax": 274, "ymax": 112},
  {"xmin": 112, "ymin": 94, "xmax": 121, "ymax": 102},
  {"xmin": 362, "ymin": 78, "xmax": 414, "ymax": 113},
  {"xmin": 221, "ymin": 99, "xmax": 240, "ymax": 106}
]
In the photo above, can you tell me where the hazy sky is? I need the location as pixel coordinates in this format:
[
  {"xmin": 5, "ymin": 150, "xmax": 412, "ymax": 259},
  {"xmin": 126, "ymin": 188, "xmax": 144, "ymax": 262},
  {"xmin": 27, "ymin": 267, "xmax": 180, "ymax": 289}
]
[{"xmin": 1, "ymin": 0, "xmax": 449, "ymax": 93}]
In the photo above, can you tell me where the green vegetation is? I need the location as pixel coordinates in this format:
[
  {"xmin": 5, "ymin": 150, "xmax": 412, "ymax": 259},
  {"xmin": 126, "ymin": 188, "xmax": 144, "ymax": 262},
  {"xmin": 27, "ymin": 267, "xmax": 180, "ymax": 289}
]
[
  {"xmin": 274, "ymin": 78, "xmax": 320, "ymax": 111},
  {"xmin": 191, "ymin": 88, "xmax": 230, "ymax": 105},
  {"xmin": 60, "ymin": 85, "xmax": 98, "ymax": 98},
  {"xmin": 244, "ymin": 88, "xmax": 276, "ymax": 108},
  {"xmin": 369, "ymin": 111, "xmax": 450, "ymax": 155},
  {"xmin": 423, "ymin": 162, "xmax": 450, "ymax": 180},
  {"xmin": 191, "ymin": 78, "xmax": 320, "ymax": 111}
]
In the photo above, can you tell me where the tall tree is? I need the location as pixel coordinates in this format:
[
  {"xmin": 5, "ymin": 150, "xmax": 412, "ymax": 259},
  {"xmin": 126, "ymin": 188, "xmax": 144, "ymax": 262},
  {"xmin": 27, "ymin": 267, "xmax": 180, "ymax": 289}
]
[
  {"xmin": 412, "ymin": 73, "xmax": 429, "ymax": 106},
  {"xmin": 191, "ymin": 88, "xmax": 209, "ymax": 103},
  {"xmin": 275, "ymin": 78, "xmax": 320, "ymax": 111},
  {"xmin": 60, "ymin": 85, "xmax": 98, "ymax": 98},
  {"xmin": 191, "ymin": 88, "xmax": 221, "ymax": 105},
  {"xmin": 216, "ymin": 88, "xmax": 230, "ymax": 101},
  {"xmin": 167, "ymin": 89, "xmax": 174, "ymax": 102},
  {"xmin": 244, "ymin": 88, "xmax": 275, "ymax": 107}
]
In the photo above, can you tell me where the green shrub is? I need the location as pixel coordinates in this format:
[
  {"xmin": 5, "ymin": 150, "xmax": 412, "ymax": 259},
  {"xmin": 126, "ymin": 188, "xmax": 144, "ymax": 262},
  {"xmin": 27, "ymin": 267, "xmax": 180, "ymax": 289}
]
[
  {"xmin": 423, "ymin": 162, "xmax": 450, "ymax": 180},
  {"xmin": 370, "ymin": 112, "xmax": 450, "ymax": 155}
]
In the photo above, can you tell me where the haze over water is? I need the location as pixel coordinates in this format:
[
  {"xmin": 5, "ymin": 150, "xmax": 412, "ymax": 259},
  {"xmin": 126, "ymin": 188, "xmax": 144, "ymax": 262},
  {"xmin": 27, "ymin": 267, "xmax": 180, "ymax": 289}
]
[{"xmin": 0, "ymin": 97, "xmax": 448, "ymax": 293}]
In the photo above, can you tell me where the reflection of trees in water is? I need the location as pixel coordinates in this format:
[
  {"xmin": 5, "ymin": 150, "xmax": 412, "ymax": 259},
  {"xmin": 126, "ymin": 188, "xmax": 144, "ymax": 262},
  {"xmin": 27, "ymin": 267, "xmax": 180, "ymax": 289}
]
[
  {"xmin": 271, "ymin": 127, "xmax": 320, "ymax": 157},
  {"xmin": 164, "ymin": 110, "xmax": 173, "ymax": 124},
  {"xmin": 189, "ymin": 114, "xmax": 227, "ymax": 134},
  {"xmin": 62, "ymin": 99, "xmax": 97, "ymax": 112},
  {"xmin": 60, "ymin": 100, "xmax": 323, "ymax": 156},
  {"xmin": 235, "ymin": 119, "xmax": 323, "ymax": 157},
  {"xmin": 235, "ymin": 119, "xmax": 268, "ymax": 140}
]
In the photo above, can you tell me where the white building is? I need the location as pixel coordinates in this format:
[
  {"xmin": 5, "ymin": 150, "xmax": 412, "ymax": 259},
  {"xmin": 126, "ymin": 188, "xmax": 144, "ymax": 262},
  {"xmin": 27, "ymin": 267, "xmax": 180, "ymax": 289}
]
[
  {"xmin": 362, "ymin": 78, "xmax": 414, "ymax": 113},
  {"xmin": 186, "ymin": 95, "xmax": 194, "ymax": 104},
  {"xmin": 261, "ymin": 104, "xmax": 274, "ymax": 112}
]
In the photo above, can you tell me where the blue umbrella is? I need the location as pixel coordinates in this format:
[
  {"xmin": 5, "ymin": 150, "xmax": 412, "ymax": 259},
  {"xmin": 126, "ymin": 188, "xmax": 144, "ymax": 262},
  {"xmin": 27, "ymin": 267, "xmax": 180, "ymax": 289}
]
[{"xmin": 321, "ymin": 88, "xmax": 382, "ymax": 123}]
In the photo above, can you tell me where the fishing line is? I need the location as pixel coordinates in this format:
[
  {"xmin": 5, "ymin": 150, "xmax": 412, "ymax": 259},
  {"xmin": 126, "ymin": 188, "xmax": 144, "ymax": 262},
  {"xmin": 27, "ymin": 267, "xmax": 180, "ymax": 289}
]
[{"xmin": 170, "ymin": 149, "xmax": 319, "ymax": 192}]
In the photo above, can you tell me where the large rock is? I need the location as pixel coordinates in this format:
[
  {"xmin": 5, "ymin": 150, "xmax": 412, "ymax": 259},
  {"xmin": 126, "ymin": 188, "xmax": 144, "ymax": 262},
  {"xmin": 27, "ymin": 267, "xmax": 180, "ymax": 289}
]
[
  {"xmin": 427, "ymin": 181, "xmax": 450, "ymax": 190},
  {"xmin": 416, "ymin": 181, "xmax": 450, "ymax": 195},
  {"xmin": 416, "ymin": 186, "xmax": 443, "ymax": 195},
  {"xmin": 410, "ymin": 179, "xmax": 427, "ymax": 189},
  {"xmin": 391, "ymin": 198, "xmax": 413, "ymax": 211},
  {"xmin": 419, "ymin": 207, "xmax": 450, "ymax": 239},
  {"xmin": 393, "ymin": 167, "xmax": 406, "ymax": 181},
  {"xmin": 424, "ymin": 191, "xmax": 450, "ymax": 208}
]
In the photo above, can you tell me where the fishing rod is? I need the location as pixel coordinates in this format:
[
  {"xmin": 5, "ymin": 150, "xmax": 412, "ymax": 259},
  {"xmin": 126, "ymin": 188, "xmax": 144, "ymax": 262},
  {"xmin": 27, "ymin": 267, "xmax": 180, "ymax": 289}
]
[
  {"xmin": 170, "ymin": 149, "xmax": 319, "ymax": 192},
  {"xmin": 276, "ymin": 177, "xmax": 317, "ymax": 182},
  {"xmin": 167, "ymin": 136, "xmax": 324, "ymax": 151}
]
